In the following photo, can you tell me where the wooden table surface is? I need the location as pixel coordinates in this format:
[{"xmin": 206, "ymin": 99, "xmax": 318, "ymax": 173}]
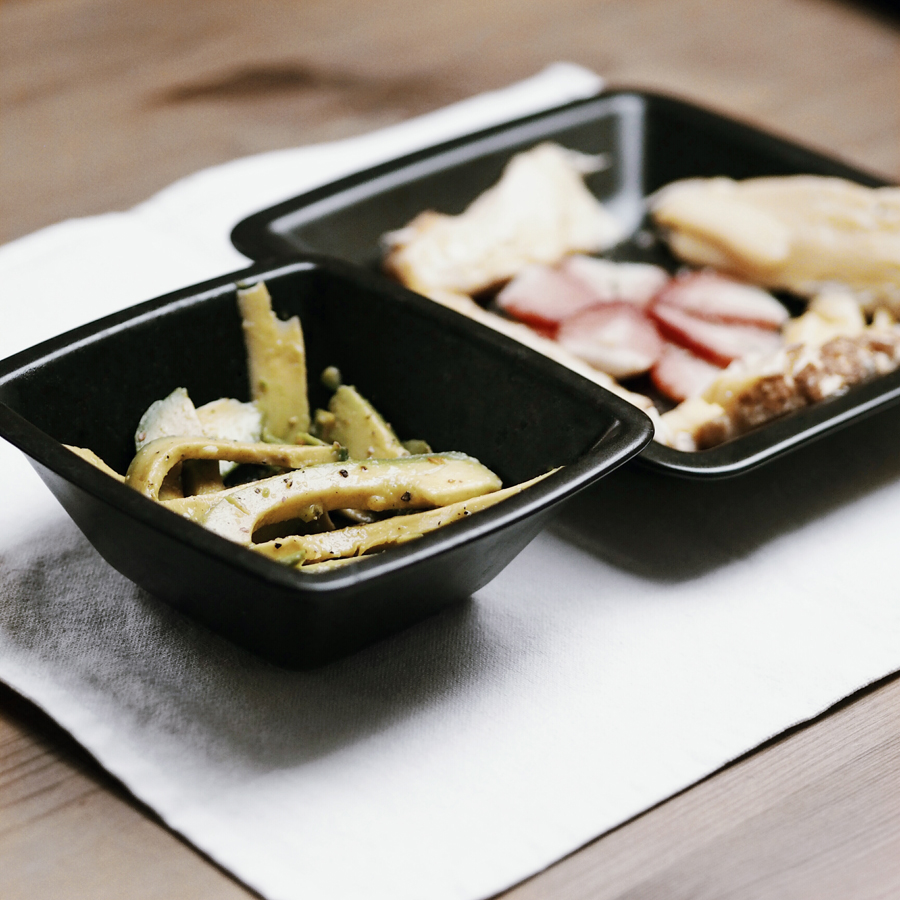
[{"xmin": 2, "ymin": 0, "xmax": 899, "ymax": 897}]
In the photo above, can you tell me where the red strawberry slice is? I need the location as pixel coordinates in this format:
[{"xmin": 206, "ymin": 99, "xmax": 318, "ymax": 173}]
[
  {"xmin": 562, "ymin": 254, "xmax": 669, "ymax": 308},
  {"xmin": 650, "ymin": 302, "xmax": 782, "ymax": 367},
  {"xmin": 495, "ymin": 264, "xmax": 598, "ymax": 330},
  {"xmin": 557, "ymin": 303, "xmax": 664, "ymax": 379},
  {"xmin": 656, "ymin": 271, "xmax": 788, "ymax": 328},
  {"xmin": 651, "ymin": 343, "xmax": 726, "ymax": 402}
]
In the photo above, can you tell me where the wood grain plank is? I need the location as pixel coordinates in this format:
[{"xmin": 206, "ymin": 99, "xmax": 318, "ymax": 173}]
[
  {"xmin": 1, "ymin": 0, "xmax": 897, "ymax": 243},
  {"xmin": 0, "ymin": 685, "xmax": 255, "ymax": 899},
  {"xmin": 504, "ymin": 673, "xmax": 900, "ymax": 900}
]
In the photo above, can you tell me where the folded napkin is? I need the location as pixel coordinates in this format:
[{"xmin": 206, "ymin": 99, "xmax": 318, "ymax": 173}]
[{"xmin": 2, "ymin": 63, "xmax": 900, "ymax": 900}]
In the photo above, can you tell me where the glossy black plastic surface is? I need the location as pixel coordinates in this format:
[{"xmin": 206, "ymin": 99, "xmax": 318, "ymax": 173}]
[
  {"xmin": 231, "ymin": 90, "xmax": 897, "ymax": 478},
  {"xmin": 0, "ymin": 258, "xmax": 652, "ymax": 667}
]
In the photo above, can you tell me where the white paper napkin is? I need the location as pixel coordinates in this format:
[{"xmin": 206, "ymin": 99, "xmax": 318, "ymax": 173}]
[{"xmin": 2, "ymin": 63, "xmax": 900, "ymax": 900}]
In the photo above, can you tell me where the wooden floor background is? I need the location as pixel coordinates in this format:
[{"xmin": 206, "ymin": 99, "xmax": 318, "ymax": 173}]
[
  {"xmin": 1, "ymin": 0, "xmax": 900, "ymax": 897},
  {"xmin": 3, "ymin": 0, "xmax": 898, "ymax": 246}
]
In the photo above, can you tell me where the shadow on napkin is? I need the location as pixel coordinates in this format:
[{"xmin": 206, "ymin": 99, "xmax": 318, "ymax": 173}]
[
  {"xmin": 0, "ymin": 519, "xmax": 502, "ymax": 773},
  {"xmin": 551, "ymin": 405, "xmax": 900, "ymax": 582}
]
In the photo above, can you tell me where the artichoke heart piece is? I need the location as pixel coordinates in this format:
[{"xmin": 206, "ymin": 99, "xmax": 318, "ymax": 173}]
[
  {"xmin": 316, "ymin": 384, "xmax": 409, "ymax": 460},
  {"xmin": 132, "ymin": 387, "xmax": 212, "ymax": 497},
  {"xmin": 195, "ymin": 396, "xmax": 265, "ymax": 478},
  {"xmin": 257, "ymin": 471, "xmax": 552, "ymax": 566},
  {"xmin": 134, "ymin": 387, "xmax": 203, "ymax": 451},
  {"xmin": 196, "ymin": 397, "xmax": 262, "ymax": 443},
  {"xmin": 200, "ymin": 453, "xmax": 503, "ymax": 545},
  {"xmin": 125, "ymin": 436, "xmax": 341, "ymax": 501},
  {"xmin": 237, "ymin": 281, "xmax": 310, "ymax": 442}
]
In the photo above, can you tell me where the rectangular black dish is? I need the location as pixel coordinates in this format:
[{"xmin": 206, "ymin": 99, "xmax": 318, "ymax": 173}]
[
  {"xmin": 231, "ymin": 89, "xmax": 898, "ymax": 478},
  {"xmin": 0, "ymin": 257, "xmax": 652, "ymax": 668}
]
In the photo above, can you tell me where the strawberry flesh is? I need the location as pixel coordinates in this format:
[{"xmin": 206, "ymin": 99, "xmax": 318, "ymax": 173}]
[
  {"xmin": 495, "ymin": 264, "xmax": 598, "ymax": 331},
  {"xmin": 651, "ymin": 343, "xmax": 726, "ymax": 402},
  {"xmin": 557, "ymin": 303, "xmax": 664, "ymax": 378},
  {"xmin": 650, "ymin": 301, "xmax": 782, "ymax": 366},
  {"xmin": 655, "ymin": 271, "xmax": 788, "ymax": 328},
  {"xmin": 561, "ymin": 255, "xmax": 669, "ymax": 308}
]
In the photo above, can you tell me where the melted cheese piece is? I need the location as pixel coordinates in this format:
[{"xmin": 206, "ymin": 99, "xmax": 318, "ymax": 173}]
[
  {"xmin": 652, "ymin": 176, "xmax": 900, "ymax": 312},
  {"xmin": 781, "ymin": 291, "xmax": 866, "ymax": 347},
  {"xmin": 384, "ymin": 143, "xmax": 625, "ymax": 297},
  {"xmin": 656, "ymin": 398, "xmax": 730, "ymax": 452}
]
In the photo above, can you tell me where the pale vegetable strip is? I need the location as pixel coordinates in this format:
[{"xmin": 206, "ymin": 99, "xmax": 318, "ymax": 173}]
[
  {"xmin": 65, "ymin": 445, "xmax": 126, "ymax": 482},
  {"xmin": 199, "ymin": 453, "xmax": 502, "ymax": 545},
  {"xmin": 125, "ymin": 436, "xmax": 341, "ymax": 501},
  {"xmin": 180, "ymin": 460, "xmax": 224, "ymax": 497},
  {"xmin": 163, "ymin": 481, "xmax": 270, "ymax": 524},
  {"xmin": 316, "ymin": 384, "xmax": 410, "ymax": 459},
  {"xmin": 255, "ymin": 472, "xmax": 553, "ymax": 566},
  {"xmin": 237, "ymin": 281, "xmax": 310, "ymax": 441},
  {"xmin": 297, "ymin": 557, "xmax": 365, "ymax": 573}
]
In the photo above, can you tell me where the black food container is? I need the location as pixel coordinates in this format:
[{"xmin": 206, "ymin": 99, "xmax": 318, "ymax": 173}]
[
  {"xmin": 0, "ymin": 257, "xmax": 652, "ymax": 667},
  {"xmin": 232, "ymin": 90, "xmax": 899, "ymax": 478}
]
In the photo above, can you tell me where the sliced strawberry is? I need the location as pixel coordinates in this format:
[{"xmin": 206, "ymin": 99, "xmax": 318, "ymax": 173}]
[
  {"xmin": 562, "ymin": 254, "xmax": 670, "ymax": 308},
  {"xmin": 651, "ymin": 343, "xmax": 725, "ymax": 402},
  {"xmin": 656, "ymin": 271, "xmax": 788, "ymax": 328},
  {"xmin": 650, "ymin": 302, "xmax": 782, "ymax": 367},
  {"xmin": 557, "ymin": 304, "xmax": 663, "ymax": 379},
  {"xmin": 495, "ymin": 264, "xmax": 598, "ymax": 330}
]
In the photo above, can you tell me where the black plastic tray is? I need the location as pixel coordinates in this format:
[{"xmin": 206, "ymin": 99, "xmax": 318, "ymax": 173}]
[
  {"xmin": 231, "ymin": 89, "xmax": 898, "ymax": 478},
  {"xmin": 0, "ymin": 257, "xmax": 652, "ymax": 668}
]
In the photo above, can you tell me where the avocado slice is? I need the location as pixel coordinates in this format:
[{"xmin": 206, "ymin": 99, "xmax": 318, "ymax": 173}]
[{"xmin": 315, "ymin": 384, "xmax": 409, "ymax": 460}]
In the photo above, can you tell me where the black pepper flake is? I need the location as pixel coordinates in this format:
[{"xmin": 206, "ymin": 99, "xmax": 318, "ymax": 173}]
[
  {"xmin": 274, "ymin": 542, "xmax": 282, "ymax": 549},
  {"xmin": 401, "ymin": 491, "xmax": 411, "ymax": 502},
  {"xmin": 339, "ymin": 469, "xmax": 349, "ymax": 478}
]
